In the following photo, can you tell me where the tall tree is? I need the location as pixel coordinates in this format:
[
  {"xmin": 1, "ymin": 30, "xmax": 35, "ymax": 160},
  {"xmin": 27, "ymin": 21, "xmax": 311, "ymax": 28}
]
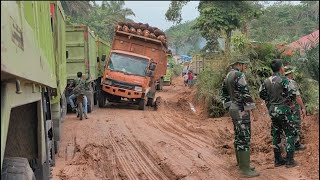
[
  {"xmin": 165, "ymin": 20, "xmax": 201, "ymax": 55},
  {"xmin": 165, "ymin": 1, "xmax": 262, "ymax": 56},
  {"xmin": 61, "ymin": 1, "xmax": 92, "ymax": 17},
  {"xmin": 66, "ymin": 1, "xmax": 135, "ymax": 42}
]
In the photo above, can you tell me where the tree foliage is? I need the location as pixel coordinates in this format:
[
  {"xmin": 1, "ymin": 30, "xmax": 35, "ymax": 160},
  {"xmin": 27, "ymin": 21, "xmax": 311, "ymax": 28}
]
[
  {"xmin": 66, "ymin": 1, "xmax": 135, "ymax": 42},
  {"xmin": 249, "ymin": 1, "xmax": 319, "ymax": 43},
  {"xmin": 165, "ymin": 1, "xmax": 263, "ymax": 55},
  {"xmin": 61, "ymin": 1, "xmax": 92, "ymax": 17},
  {"xmin": 165, "ymin": 20, "xmax": 201, "ymax": 55}
]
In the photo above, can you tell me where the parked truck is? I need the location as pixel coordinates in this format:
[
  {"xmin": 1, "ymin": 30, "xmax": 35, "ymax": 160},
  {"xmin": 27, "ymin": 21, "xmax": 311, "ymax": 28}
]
[
  {"xmin": 163, "ymin": 53, "xmax": 174, "ymax": 86},
  {"xmin": 65, "ymin": 25, "xmax": 98, "ymax": 113},
  {"xmin": 99, "ymin": 23, "xmax": 168, "ymax": 110},
  {"xmin": 1, "ymin": 1, "xmax": 67, "ymax": 179},
  {"xmin": 95, "ymin": 36, "xmax": 111, "ymax": 104}
]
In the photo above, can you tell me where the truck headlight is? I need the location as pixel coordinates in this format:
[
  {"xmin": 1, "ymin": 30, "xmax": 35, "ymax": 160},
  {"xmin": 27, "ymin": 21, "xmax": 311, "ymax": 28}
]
[
  {"xmin": 134, "ymin": 86, "xmax": 142, "ymax": 92},
  {"xmin": 105, "ymin": 79, "xmax": 112, "ymax": 85}
]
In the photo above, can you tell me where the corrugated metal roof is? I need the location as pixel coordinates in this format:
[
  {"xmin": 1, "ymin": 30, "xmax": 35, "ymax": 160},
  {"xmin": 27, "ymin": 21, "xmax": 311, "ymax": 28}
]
[{"xmin": 282, "ymin": 30, "xmax": 319, "ymax": 55}]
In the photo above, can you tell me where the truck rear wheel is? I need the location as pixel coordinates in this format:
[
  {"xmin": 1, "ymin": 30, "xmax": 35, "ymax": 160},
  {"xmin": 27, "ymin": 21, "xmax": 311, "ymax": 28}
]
[
  {"xmin": 98, "ymin": 91, "xmax": 107, "ymax": 108},
  {"xmin": 138, "ymin": 98, "xmax": 145, "ymax": 110},
  {"xmin": 1, "ymin": 157, "xmax": 36, "ymax": 180},
  {"xmin": 156, "ymin": 78, "xmax": 163, "ymax": 90}
]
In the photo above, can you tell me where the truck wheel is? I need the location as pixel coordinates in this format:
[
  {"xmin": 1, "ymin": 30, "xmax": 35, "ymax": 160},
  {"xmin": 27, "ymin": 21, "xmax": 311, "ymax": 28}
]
[
  {"xmin": 61, "ymin": 95, "xmax": 67, "ymax": 122},
  {"xmin": 54, "ymin": 140, "xmax": 60, "ymax": 154},
  {"xmin": 1, "ymin": 157, "xmax": 36, "ymax": 180},
  {"xmin": 85, "ymin": 91, "xmax": 94, "ymax": 113},
  {"xmin": 159, "ymin": 78, "xmax": 163, "ymax": 90},
  {"xmin": 94, "ymin": 92, "xmax": 98, "ymax": 105},
  {"xmin": 146, "ymin": 98, "xmax": 154, "ymax": 107},
  {"xmin": 98, "ymin": 91, "xmax": 107, "ymax": 108},
  {"xmin": 138, "ymin": 99, "xmax": 145, "ymax": 110}
]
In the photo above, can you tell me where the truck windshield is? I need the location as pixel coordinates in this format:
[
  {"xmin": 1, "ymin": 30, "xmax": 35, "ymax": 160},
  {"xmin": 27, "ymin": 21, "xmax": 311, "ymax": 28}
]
[{"xmin": 107, "ymin": 52, "xmax": 149, "ymax": 76}]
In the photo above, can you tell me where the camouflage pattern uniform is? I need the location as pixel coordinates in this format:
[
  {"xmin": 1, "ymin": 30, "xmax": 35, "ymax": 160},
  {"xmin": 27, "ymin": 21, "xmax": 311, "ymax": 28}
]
[
  {"xmin": 259, "ymin": 73, "xmax": 298, "ymax": 153},
  {"xmin": 287, "ymin": 73, "xmax": 304, "ymax": 149},
  {"xmin": 221, "ymin": 67, "xmax": 256, "ymax": 152}
]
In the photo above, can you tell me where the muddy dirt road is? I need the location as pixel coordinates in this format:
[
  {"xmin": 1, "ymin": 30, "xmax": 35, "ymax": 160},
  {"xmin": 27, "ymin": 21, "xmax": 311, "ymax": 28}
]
[{"xmin": 53, "ymin": 77, "xmax": 319, "ymax": 180}]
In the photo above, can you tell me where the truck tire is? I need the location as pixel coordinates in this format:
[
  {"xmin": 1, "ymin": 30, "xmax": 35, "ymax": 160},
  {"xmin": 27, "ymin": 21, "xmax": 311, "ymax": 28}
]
[
  {"xmin": 138, "ymin": 99, "xmax": 145, "ymax": 110},
  {"xmin": 157, "ymin": 78, "xmax": 163, "ymax": 90},
  {"xmin": 85, "ymin": 91, "xmax": 94, "ymax": 113},
  {"xmin": 1, "ymin": 157, "xmax": 36, "ymax": 180},
  {"xmin": 60, "ymin": 95, "xmax": 67, "ymax": 122},
  {"xmin": 54, "ymin": 140, "xmax": 60, "ymax": 154},
  {"xmin": 146, "ymin": 98, "xmax": 154, "ymax": 107},
  {"xmin": 98, "ymin": 91, "xmax": 107, "ymax": 108}
]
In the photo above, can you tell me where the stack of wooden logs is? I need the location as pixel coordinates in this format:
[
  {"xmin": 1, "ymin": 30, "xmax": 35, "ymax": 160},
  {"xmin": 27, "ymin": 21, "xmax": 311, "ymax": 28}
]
[{"xmin": 115, "ymin": 22, "xmax": 167, "ymax": 48}]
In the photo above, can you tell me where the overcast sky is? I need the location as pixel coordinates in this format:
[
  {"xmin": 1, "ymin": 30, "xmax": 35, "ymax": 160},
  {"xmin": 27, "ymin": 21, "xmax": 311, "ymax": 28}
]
[
  {"xmin": 96, "ymin": 1, "xmax": 199, "ymax": 31},
  {"xmin": 95, "ymin": 1, "xmax": 300, "ymax": 31}
]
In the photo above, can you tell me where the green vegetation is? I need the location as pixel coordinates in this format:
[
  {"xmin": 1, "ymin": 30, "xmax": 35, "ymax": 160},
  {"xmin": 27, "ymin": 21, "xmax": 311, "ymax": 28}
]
[
  {"xmin": 62, "ymin": 1, "xmax": 135, "ymax": 43},
  {"xmin": 165, "ymin": 1, "xmax": 319, "ymax": 117},
  {"xmin": 249, "ymin": 1, "xmax": 319, "ymax": 43},
  {"xmin": 165, "ymin": 20, "xmax": 202, "ymax": 55}
]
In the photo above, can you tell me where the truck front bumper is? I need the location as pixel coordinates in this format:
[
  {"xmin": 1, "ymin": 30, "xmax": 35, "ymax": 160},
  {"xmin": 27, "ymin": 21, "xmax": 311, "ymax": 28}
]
[{"xmin": 102, "ymin": 85, "xmax": 144, "ymax": 99}]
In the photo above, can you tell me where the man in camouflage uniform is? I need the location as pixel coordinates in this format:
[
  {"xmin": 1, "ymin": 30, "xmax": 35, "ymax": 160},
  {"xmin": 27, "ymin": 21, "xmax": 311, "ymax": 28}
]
[
  {"xmin": 285, "ymin": 66, "xmax": 306, "ymax": 151},
  {"xmin": 259, "ymin": 59, "xmax": 298, "ymax": 168},
  {"xmin": 221, "ymin": 57, "xmax": 259, "ymax": 177}
]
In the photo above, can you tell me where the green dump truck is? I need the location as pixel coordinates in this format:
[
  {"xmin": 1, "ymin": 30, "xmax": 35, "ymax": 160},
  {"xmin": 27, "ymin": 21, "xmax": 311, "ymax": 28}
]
[
  {"xmin": 65, "ymin": 25, "xmax": 98, "ymax": 113},
  {"xmin": 163, "ymin": 53, "xmax": 174, "ymax": 85},
  {"xmin": 95, "ymin": 36, "xmax": 111, "ymax": 104},
  {"xmin": 1, "ymin": 1, "xmax": 67, "ymax": 179}
]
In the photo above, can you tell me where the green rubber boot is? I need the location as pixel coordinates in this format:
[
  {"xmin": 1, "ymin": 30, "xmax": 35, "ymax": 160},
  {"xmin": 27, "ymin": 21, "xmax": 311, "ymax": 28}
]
[
  {"xmin": 238, "ymin": 151, "xmax": 260, "ymax": 177},
  {"xmin": 235, "ymin": 148, "xmax": 255, "ymax": 170}
]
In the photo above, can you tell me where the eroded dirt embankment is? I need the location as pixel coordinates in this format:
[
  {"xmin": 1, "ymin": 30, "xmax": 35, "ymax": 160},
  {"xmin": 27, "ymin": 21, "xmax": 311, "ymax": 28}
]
[{"xmin": 53, "ymin": 77, "xmax": 319, "ymax": 180}]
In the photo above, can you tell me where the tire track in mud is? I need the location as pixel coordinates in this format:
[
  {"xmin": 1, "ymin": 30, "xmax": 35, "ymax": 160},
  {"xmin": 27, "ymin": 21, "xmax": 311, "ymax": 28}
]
[
  {"xmin": 110, "ymin": 129, "xmax": 166, "ymax": 180},
  {"xmin": 146, "ymin": 112, "xmax": 236, "ymax": 179},
  {"xmin": 160, "ymin": 113, "xmax": 212, "ymax": 148},
  {"xmin": 107, "ymin": 131, "xmax": 139, "ymax": 180}
]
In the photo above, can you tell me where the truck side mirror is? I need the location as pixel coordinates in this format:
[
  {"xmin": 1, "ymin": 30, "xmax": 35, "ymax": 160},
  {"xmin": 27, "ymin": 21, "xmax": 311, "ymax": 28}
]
[
  {"xmin": 146, "ymin": 70, "xmax": 154, "ymax": 77},
  {"xmin": 101, "ymin": 54, "xmax": 106, "ymax": 61},
  {"xmin": 149, "ymin": 63, "xmax": 156, "ymax": 71},
  {"xmin": 97, "ymin": 57, "xmax": 100, "ymax": 62},
  {"xmin": 66, "ymin": 51, "xmax": 69, "ymax": 59}
]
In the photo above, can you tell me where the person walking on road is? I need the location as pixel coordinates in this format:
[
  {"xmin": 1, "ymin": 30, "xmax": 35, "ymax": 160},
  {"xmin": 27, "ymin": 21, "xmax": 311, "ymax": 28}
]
[
  {"xmin": 183, "ymin": 73, "xmax": 188, "ymax": 87},
  {"xmin": 221, "ymin": 56, "xmax": 260, "ymax": 177},
  {"xmin": 285, "ymin": 66, "xmax": 306, "ymax": 151},
  {"xmin": 259, "ymin": 59, "xmax": 299, "ymax": 168},
  {"xmin": 187, "ymin": 70, "xmax": 193, "ymax": 88}
]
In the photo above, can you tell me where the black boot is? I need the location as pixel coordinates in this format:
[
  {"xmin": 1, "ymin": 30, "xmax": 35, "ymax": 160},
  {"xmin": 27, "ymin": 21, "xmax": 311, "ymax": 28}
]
[
  {"xmin": 285, "ymin": 151, "xmax": 298, "ymax": 168},
  {"xmin": 274, "ymin": 149, "xmax": 286, "ymax": 167}
]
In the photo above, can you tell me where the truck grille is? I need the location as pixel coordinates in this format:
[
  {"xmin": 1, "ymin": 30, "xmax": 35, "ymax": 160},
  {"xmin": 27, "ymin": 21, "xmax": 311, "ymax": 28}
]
[{"xmin": 109, "ymin": 79, "xmax": 135, "ymax": 90}]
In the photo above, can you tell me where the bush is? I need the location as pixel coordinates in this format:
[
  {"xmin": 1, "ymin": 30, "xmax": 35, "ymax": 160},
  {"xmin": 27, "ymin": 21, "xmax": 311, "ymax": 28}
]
[{"xmin": 195, "ymin": 54, "xmax": 229, "ymax": 118}]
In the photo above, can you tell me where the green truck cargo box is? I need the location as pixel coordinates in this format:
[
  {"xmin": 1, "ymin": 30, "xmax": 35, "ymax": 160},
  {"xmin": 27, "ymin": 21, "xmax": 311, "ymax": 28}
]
[
  {"xmin": 1, "ymin": 1, "xmax": 67, "ymax": 179},
  {"xmin": 66, "ymin": 25, "xmax": 97, "ymax": 82}
]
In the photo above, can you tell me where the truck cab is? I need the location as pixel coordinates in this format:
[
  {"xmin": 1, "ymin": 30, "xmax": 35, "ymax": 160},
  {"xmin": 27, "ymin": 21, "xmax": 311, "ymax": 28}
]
[
  {"xmin": 102, "ymin": 50, "xmax": 154, "ymax": 101},
  {"xmin": 99, "ymin": 27, "xmax": 166, "ymax": 110}
]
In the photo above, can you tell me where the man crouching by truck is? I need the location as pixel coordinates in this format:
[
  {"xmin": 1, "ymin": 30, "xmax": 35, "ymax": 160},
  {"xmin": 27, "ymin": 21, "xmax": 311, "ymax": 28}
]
[{"xmin": 68, "ymin": 72, "xmax": 89, "ymax": 119}]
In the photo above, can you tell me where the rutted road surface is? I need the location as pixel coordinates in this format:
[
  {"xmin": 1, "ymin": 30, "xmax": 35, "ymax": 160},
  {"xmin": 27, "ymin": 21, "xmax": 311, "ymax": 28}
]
[{"xmin": 52, "ymin": 77, "xmax": 318, "ymax": 180}]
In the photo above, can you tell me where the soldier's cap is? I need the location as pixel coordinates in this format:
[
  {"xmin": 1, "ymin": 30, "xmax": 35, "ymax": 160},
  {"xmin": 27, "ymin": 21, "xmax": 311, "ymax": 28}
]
[
  {"xmin": 229, "ymin": 56, "xmax": 250, "ymax": 66},
  {"xmin": 284, "ymin": 66, "xmax": 296, "ymax": 75}
]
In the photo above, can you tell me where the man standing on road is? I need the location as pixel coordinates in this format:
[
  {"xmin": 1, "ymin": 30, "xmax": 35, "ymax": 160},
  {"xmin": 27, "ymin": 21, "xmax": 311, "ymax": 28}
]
[
  {"xmin": 259, "ymin": 59, "xmax": 298, "ymax": 168},
  {"xmin": 187, "ymin": 70, "xmax": 194, "ymax": 88},
  {"xmin": 183, "ymin": 73, "xmax": 188, "ymax": 87},
  {"xmin": 285, "ymin": 66, "xmax": 306, "ymax": 151},
  {"xmin": 221, "ymin": 57, "xmax": 260, "ymax": 177}
]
